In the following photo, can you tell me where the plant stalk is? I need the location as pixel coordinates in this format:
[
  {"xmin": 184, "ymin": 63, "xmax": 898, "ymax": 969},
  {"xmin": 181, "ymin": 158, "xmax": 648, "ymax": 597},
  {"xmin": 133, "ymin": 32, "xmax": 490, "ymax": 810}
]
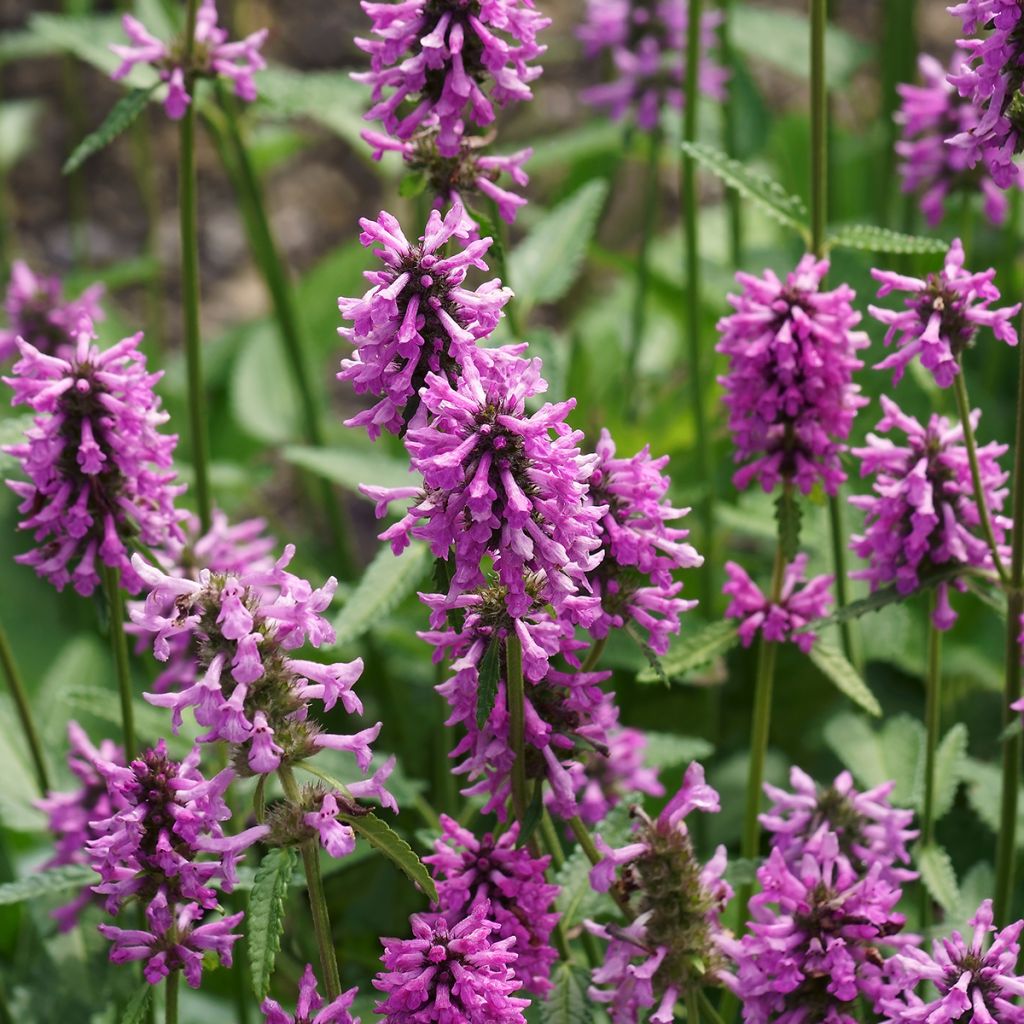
[
  {"xmin": 165, "ymin": 970, "xmax": 179, "ymax": 1024},
  {"xmin": 0, "ymin": 619, "xmax": 50, "ymax": 794},
  {"xmin": 921, "ymin": 594, "xmax": 943, "ymax": 849},
  {"xmin": 102, "ymin": 564, "xmax": 136, "ymax": 760},
  {"xmin": 506, "ymin": 634, "xmax": 528, "ymax": 824},
  {"xmin": 718, "ymin": 0, "xmax": 742, "ymax": 267},
  {"xmin": 279, "ymin": 764, "xmax": 342, "ymax": 999}
]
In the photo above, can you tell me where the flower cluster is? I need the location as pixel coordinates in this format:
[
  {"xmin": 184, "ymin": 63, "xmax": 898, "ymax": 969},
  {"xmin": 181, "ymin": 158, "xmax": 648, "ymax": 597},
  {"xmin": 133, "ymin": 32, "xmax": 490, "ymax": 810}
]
[
  {"xmin": 3, "ymin": 319, "xmax": 185, "ymax": 596},
  {"xmin": 87, "ymin": 741, "xmax": 266, "ymax": 986},
  {"xmin": 0, "ymin": 260, "xmax": 104, "ymax": 362},
  {"xmin": 723, "ymin": 554, "xmax": 833, "ymax": 653},
  {"xmin": 716, "ymin": 255, "xmax": 869, "ymax": 496},
  {"xmin": 586, "ymin": 763, "xmax": 731, "ymax": 1024},
  {"xmin": 579, "ymin": 0, "xmax": 727, "ymax": 131},
  {"xmin": 261, "ymin": 965, "xmax": 361, "ymax": 1024},
  {"xmin": 373, "ymin": 902, "xmax": 530, "ymax": 1024},
  {"xmin": 869, "ymin": 239, "xmax": 1019, "ymax": 388},
  {"xmin": 585, "ymin": 429, "xmax": 702, "ymax": 655},
  {"xmin": 356, "ymin": 0, "xmax": 550, "ymax": 158},
  {"xmin": 948, "ymin": 1, "xmax": 1024, "ymax": 189},
  {"xmin": 426, "ymin": 815, "xmax": 559, "ymax": 995},
  {"xmin": 896, "ymin": 52, "xmax": 1012, "ymax": 227},
  {"xmin": 338, "ymin": 202, "xmax": 511, "ymax": 439},
  {"xmin": 850, "ymin": 396, "xmax": 1010, "ymax": 630},
  {"xmin": 111, "ymin": 0, "xmax": 267, "ymax": 120}
]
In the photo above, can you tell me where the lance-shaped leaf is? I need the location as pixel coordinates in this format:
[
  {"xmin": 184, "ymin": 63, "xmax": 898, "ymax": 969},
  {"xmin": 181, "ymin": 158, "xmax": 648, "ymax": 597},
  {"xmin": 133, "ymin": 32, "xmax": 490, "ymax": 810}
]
[
  {"xmin": 916, "ymin": 844, "xmax": 960, "ymax": 916},
  {"xmin": 248, "ymin": 847, "xmax": 297, "ymax": 1001},
  {"xmin": 807, "ymin": 641, "xmax": 882, "ymax": 716},
  {"xmin": 476, "ymin": 634, "xmax": 502, "ymax": 729},
  {"xmin": 337, "ymin": 809, "xmax": 438, "ymax": 903},
  {"xmin": 639, "ymin": 621, "xmax": 740, "ymax": 683},
  {"xmin": 63, "ymin": 87, "xmax": 156, "ymax": 175},
  {"xmin": 0, "ymin": 864, "xmax": 95, "ymax": 906},
  {"xmin": 120, "ymin": 983, "xmax": 153, "ymax": 1024},
  {"xmin": 826, "ymin": 224, "xmax": 950, "ymax": 256},
  {"xmin": 541, "ymin": 963, "xmax": 593, "ymax": 1024}
]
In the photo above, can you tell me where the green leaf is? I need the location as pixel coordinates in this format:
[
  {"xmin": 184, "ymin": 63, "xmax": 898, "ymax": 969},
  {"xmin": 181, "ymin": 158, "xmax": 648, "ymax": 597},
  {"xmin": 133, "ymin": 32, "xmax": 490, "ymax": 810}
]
[
  {"xmin": 0, "ymin": 28, "xmax": 61, "ymax": 63},
  {"xmin": 282, "ymin": 444, "xmax": 416, "ymax": 496},
  {"xmin": 775, "ymin": 489, "xmax": 802, "ymax": 562},
  {"xmin": 248, "ymin": 847, "xmax": 297, "ymax": 1001},
  {"xmin": 476, "ymin": 635, "xmax": 502, "ymax": 729},
  {"xmin": 63, "ymin": 87, "xmax": 155, "ymax": 174},
  {"xmin": 0, "ymin": 413, "xmax": 34, "ymax": 480},
  {"xmin": 680, "ymin": 141, "xmax": 810, "ymax": 240},
  {"xmin": 30, "ymin": 14, "xmax": 156, "ymax": 86},
  {"xmin": 541, "ymin": 963, "xmax": 592, "ymax": 1024},
  {"xmin": 0, "ymin": 864, "xmax": 95, "ymax": 905},
  {"xmin": 640, "ymin": 621, "xmax": 739, "ymax": 683},
  {"xmin": 934, "ymin": 723, "xmax": 969, "ymax": 821},
  {"xmin": 641, "ymin": 732, "xmax": 714, "ymax": 770},
  {"xmin": 964, "ymin": 758, "xmax": 1024, "ymax": 847},
  {"xmin": 337, "ymin": 810, "xmax": 438, "ymax": 902},
  {"xmin": 807, "ymin": 642, "xmax": 882, "ymax": 717},
  {"xmin": 230, "ymin": 322, "xmax": 301, "ymax": 444},
  {"xmin": 0, "ymin": 99, "xmax": 43, "ymax": 173},
  {"xmin": 917, "ymin": 843, "xmax": 960, "ymax": 916},
  {"xmin": 826, "ymin": 224, "xmax": 950, "ymax": 255},
  {"xmin": 399, "ymin": 170, "xmax": 428, "ymax": 198},
  {"xmin": 333, "ymin": 542, "xmax": 433, "ymax": 646},
  {"xmin": 824, "ymin": 713, "xmax": 924, "ymax": 809},
  {"xmin": 120, "ymin": 982, "xmax": 153, "ymax": 1024},
  {"xmin": 509, "ymin": 179, "xmax": 609, "ymax": 313}
]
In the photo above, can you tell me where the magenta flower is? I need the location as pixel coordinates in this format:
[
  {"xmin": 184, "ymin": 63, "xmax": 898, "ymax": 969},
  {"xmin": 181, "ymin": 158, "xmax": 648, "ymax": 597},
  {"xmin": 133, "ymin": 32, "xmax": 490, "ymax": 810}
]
[
  {"xmin": 338, "ymin": 202, "xmax": 510, "ymax": 439},
  {"xmin": 850, "ymin": 396, "xmax": 1009, "ymax": 630},
  {"xmin": 367, "ymin": 350, "xmax": 604, "ymax": 621},
  {"xmin": 718, "ymin": 832, "xmax": 910, "ymax": 1024},
  {"xmin": 586, "ymin": 429, "xmax": 702, "ymax": 654},
  {"xmin": 869, "ymin": 239, "xmax": 1019, "ymax": 387},
  {"xmin": 579, "ymin": 1, "xmax": 727, "ymax": 131},
  {"xmin": 425, "ymin": 815, "xmax": 559, "ymax": 996},
  {"xmin": 761, "ymin": 766, "xmax": 918, "ymax": 886},
  {"xmin": 111, "ymin": 0, "xmax": 267, "ymax": 120},
  {"xmin": 361, "ymin": 130, "xmax": 532, "ymax": 231},
  {"xmin": 716, "ymin": 255, "xmax": 869, "ymax": 496},
  {"xmin": 3, "ymin": 319, "xmax": 186, "ymax": 596},
  {"xmin": 0, "ymin": 260, "xmax": 104, "ymax": 362},
  {"xmin": 355, "ymin": 0, "xmax": 550, "ymax": 158},
  {"xmin": 882, "ymin": 900, "xmax": 1024, "ymax": 1024},
  {"xmin": 373, "ymin": 903, "xmax": 530, "ymax": 1024},
  {"xmin": 896, "ymin": 52, "xmax": 1013, "ymax": 227},
  {"xmin": 947, "ymin": 2, "xmax": 1024, "ymax": 189},
  {"xmin": 723, "ymin": 554, "xmax": 833, "ymax": 653},
  {"xmin": 586, "ymin": 763, "xmax": 731, "ymax": 1024},
  {"xmin": 261, "ymin": 965, "xmax": 361, "ymax": 1024}
]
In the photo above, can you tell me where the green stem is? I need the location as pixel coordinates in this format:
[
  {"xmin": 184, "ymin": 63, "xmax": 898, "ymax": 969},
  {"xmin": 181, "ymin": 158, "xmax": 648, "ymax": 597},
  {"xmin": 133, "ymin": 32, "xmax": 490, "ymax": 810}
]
[
  {"xmin": 683, "ymin": 0, "xmax": 714, "ymax": 612},
  {"xmin": 994, "ymin": 329, "xmax": 1024, "ymax": 925},
  {"xmin": 279, "ymin": 764, "xmax": 342, "ymax": 999},
  {"xmin": 0, "ymin": 619, "xmax": 50, "ymax": 793},
  {"xmin": 921, "ymin": 594, "xmax": 942, "ymax": 849},
  {"xmin": 580, "ymin": 636, "xmax": 607, "ymax": 674},
  {"xmin": 212, "ymin": 95, "xmax": 355, "ymax": 577},
  {"xmin": 489, "ymin": 200, "xmax": 522, "ymax": 339},
  {"xmin": 699, "ymin": 991, "xmax": 726, "ymax": 1024},
  {"xmin": 539, "ymin": 809, "xmax": 565, "ymax": 871},
  {"xmin": 165, "ymin": 970, "xmax": 179, "ymax": 1024},
  {"xmin": 102, "ymin": 564, "xmax": 136, "ymax": 760},
  {"xmin": 179, "ymin": 0, "xmax": 212, "ymax": 533},
  {"xmin": 506, "ymin": 634, "xmax": 528, "ymax": 823},
  {"xmin": 827, "ymin": 494, "xmax": 860, "ymax": 669},
  {"xmin": 810, "ymin": 0, "xmax": 827, "ymax": 256},
  {"xmin": 952, "ymin": 368, "xmax": 1009, "ymax": 584},
  {"xmin": 687, "ymin": 987, "xmax": 702, "ymax": 1024},
  {"xmin": 718, "ymin": 0, "xmax": 742, "ymax": 267},
  {"xmin": 624, "ymin": 127, "xmax": 662, "ymax": 419},
  {"xmin": 568, "ymin": 814, "xmax": 634, "ymax": 918}
]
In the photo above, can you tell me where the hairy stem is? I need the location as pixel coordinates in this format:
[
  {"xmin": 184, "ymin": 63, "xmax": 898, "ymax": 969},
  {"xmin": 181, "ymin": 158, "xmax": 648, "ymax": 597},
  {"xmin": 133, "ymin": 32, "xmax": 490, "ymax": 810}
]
[
  {"xmin": 165, "ymin": 970, "xmax": 179, "ymax": 1024},
  {"xmin": 506, "ymin": 634, "xmax": 528, "ymax": 823},
  {"xmin": 0, "ymin": 619, "xmax": 50, "ymax": 794},
  {"xmin": 102, "ymin": 564, "xmax": 136, "ymax": 760}
]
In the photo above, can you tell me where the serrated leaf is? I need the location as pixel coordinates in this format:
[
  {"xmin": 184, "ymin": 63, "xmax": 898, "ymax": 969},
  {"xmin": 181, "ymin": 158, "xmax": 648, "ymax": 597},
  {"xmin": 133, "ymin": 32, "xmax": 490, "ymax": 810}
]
[
  {"xmin": 0, "ymin": 864, "xmax": 95, "ymax": 905},
  {"xmin": 541, "ymin": 963, "xmax": 592, "ymax": 1024},
  {"xmin": 933, "ymin": 723, "xmax": 969, "ymax": 821},
  {"xmin": 640, "ymin": 621, "xmax": 739, "ymax": 683},
  {"xmin": 332, "ymin": 542, "xmax": 432, "ymax": 646},
  {"xmin": 231, "ymin": 322, "xmax": 301, "ymax": 444},
  {"xmin": 808, "ymin": 642, "xmax": 882, "ymax": 716},
  {"xmin": 641, "ymin": 732, "xmax": 713, "ymax": 770},
  {"xmin": 337, "ymin": 810, "xmax": 438, "ymax": 902},
  {"xmin": 826, "ymin": 224, "xmax": 949, "ymax": 255},
  {"xmin": 680, "ymin": 141, "xmax": 810, "ymax": 240},
  {"xmin": 626, "ymin": 621, "xmax": 667, "ymax": 685},
  {"xmin": 63, "ymin": 87, "xmax": 155, "ymax": 174},
  {"xmin": 282, "ymin": 444, "xmax": 415, "ymax": 496},
  {"xmin": 248, "ymin": 847, "xmax": 296, "ymax": 1001},
  {"xmin": 917, "ymin": 843, "xmax": 960, "ymax": 916},
  {"xmin": 476, "ymin": 634, "xmax": 502, "ymax": 729},
  {"xmin": 509, "ymin": 179, "xmax": 608, "ymax": 313},
  {"xmin": 120, "ymin": 982, "xmax": 152, "ymax": 1024},
  {"xmin": 964, "ymin": 758, "xmax": 1024, "ymax": 848},
  {"xmin": 775, "ymin": 489, "xmax": 802, "ymax": 562}
]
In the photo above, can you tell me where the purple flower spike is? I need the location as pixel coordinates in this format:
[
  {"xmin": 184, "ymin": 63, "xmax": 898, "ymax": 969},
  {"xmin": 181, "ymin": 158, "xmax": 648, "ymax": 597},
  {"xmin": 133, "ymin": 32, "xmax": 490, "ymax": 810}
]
[
  {"xmin": 870, "ymin": 238, "xmax": 1020, "ymax": 387},
  {"xmin": 3, "ymin": 319, "xmax": 186, "ymax": 596},
  {"xmin": 947, "ymin": 2, "xmax": 1024, "ymax": 189},
  {"xmin": 723, "ymin": 554, "xmax": 833, "ymax": 652},
  {"xmin": 111, "ymin": 0, "xmax": 267, "ymax": 120},
  {"xmin": 896, "ymin": 52, "xmax": 1013, "ymax": 227},
  {"xmin": 261, "ymin": 964, "xmax": 361, "ymax": 1024},
  {"xmin": 882, "ymin": 899, "xmax": 1024, "ymax": 1024},
  {"xmin": 373, "ymin": 902, "xmax": 530, "ymax": 1024},
  {"xmin": 0, "ymin": 260, "xmax": 104, "ymax": 362},
  {"xmin": 355, "ymin": 0, "xmax": 550, "ymax": 158},
  {"xmin": 338, "ymin": 201, "xmax": 511, "ymax": 439},
  {"xmin": 716, "ymin": 255, "xmax": 869, "ymax": 496},
  {"xmin": 586, "ymin": 429, "xmax": 702, "ymax": 654},
  {"xmin": 719, "ymin": 833, "xmax": 911, "ymax": 1024},
  {"xmin": 850, "ymin": 396, "xmax": 1009, "ymax": 631},
  {"xmin": 579, "ymin": 1, "xmax": 727, "ymax": 131}
]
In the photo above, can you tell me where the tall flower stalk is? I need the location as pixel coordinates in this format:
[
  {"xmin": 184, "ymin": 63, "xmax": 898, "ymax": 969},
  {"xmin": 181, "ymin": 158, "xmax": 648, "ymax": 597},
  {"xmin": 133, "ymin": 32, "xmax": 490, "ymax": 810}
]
[{"xmin": 0, "ymin": 618, "xmax": 50, "ymax": 794}]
